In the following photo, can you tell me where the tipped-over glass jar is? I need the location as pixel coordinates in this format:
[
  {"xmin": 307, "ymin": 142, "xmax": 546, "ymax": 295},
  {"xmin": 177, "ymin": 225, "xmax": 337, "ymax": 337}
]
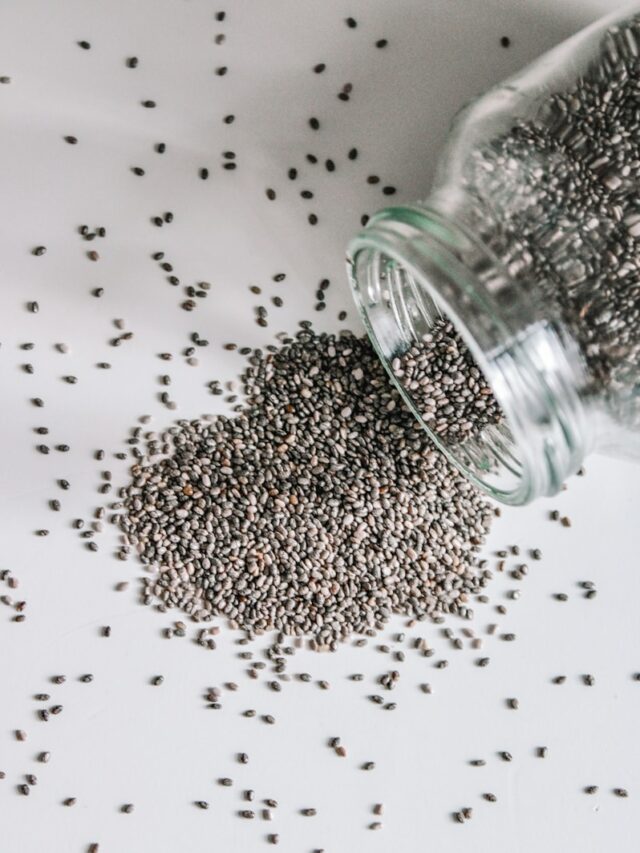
[{"xmin": 347, "ymin": 5, "xmax": 640, "ymax": 505}]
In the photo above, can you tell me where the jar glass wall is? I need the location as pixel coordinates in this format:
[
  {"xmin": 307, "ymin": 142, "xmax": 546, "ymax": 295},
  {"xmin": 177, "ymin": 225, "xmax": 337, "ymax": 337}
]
[{"xmin": 347, "ymin": 5, "xmax": 640, "ymax": 505}]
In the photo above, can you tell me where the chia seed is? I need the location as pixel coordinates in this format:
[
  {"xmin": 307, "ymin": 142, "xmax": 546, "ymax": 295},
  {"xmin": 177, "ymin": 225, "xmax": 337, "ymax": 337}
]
[
  {"xmin": 392, "ymin": 318, "xmax": 504, "ymax": 445},
  {"xmin": 456, "ymin": 18, "xmax": 640, "ymax": 428},
  {"xmin": 119, "ymin": 330, "xmax": 493, "ymax": 642}
]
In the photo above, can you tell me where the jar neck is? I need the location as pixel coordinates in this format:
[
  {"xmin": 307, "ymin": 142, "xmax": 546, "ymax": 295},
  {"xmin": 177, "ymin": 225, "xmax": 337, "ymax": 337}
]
[{"xmin": 346, "ymin": 201, "xmax": 593, "ymax": 505}]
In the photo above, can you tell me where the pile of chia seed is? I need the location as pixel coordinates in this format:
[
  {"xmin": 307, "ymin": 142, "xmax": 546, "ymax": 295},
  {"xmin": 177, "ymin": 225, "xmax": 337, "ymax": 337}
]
[
  {"xmin": 457, "ymin": 13, "xmax": 640, "ymax": 423},
  {"xmin": 5, "ymin": 5, "xmax": 638, "ymax": 846},
  {"xmin": 120, "ymin": 329, "xmax": 494, "ymax": 646},
  {"xmin": 391, "ymin": 318, "xmax": 504, "ymax": 445}
]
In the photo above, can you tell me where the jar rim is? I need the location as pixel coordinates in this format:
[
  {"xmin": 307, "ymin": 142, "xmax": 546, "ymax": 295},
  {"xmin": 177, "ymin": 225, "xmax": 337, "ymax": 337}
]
[{"xmin": 346, "ymin": 204, "xmax": 588, "ymax": 504}]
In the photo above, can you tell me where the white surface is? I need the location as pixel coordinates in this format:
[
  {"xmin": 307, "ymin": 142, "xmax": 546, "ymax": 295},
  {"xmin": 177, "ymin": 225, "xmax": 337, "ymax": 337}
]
[{"xmin": 1, "ymin": 1, "xmax": 639, "ymax": 852}]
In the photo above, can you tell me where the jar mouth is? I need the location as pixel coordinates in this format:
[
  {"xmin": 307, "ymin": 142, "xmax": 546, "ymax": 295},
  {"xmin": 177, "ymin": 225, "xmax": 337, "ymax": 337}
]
[{"xmin": 346, "ymin": 205, "xmax": 587, "ymax": 505}]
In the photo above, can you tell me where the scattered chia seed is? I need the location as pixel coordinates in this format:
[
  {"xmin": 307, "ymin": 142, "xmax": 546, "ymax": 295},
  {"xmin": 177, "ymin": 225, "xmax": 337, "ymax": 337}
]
[{"xmin": 4, "ymin": 15, "xmax": 633, "ymax": 840}]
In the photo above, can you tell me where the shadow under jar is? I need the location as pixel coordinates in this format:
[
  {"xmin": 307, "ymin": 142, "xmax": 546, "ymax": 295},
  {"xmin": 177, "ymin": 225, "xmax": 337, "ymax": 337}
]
[{"xmin": 347, "ymin": 5, "xmax": 640, "ymax": 505}]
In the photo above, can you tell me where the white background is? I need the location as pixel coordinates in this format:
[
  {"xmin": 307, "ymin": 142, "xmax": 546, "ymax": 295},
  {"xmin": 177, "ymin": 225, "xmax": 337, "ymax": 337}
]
[{"xmin": 1, "ymin": 1, "xmax": 640, "ymax": 852}]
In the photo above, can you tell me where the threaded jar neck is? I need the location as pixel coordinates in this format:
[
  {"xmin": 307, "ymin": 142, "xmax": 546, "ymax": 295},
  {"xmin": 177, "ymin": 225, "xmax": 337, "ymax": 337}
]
[{"xmin": 346, "ymin": 203, "xmax": 591, "ymax": 505}]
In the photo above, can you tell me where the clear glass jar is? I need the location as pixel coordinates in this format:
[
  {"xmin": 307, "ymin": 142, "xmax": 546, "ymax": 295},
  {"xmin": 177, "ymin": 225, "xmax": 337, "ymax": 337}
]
[{"xmin": 347, "ymin": 5, "xmax": 640, "ymax": 505}]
